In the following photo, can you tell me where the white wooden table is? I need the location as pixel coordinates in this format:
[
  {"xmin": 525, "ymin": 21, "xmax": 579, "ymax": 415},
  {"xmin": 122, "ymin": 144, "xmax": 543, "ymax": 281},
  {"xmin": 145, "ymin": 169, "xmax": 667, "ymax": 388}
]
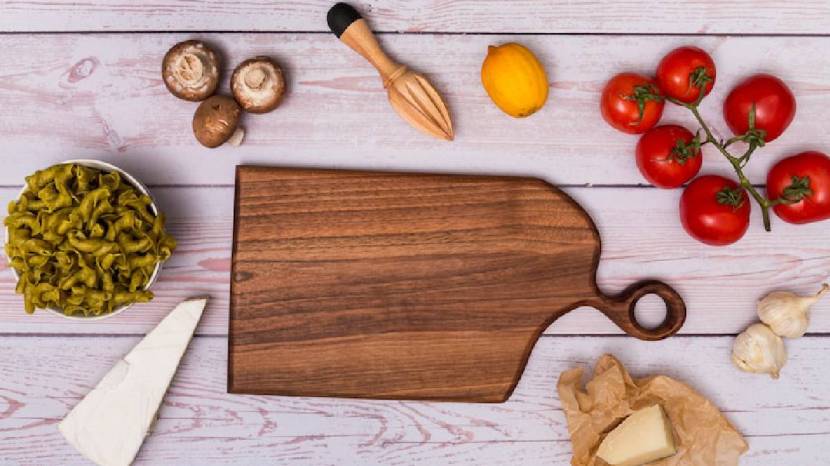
[{"xmin": 1, "ymin": 2, "xmax": 829, "ymax": 464}]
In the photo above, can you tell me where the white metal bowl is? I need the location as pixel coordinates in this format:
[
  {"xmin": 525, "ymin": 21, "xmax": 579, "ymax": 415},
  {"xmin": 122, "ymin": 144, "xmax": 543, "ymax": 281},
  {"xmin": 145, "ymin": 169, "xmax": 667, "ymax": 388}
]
[{"xmin": 4, "ymin": 159, "xmax": 162, "ymax": 320}]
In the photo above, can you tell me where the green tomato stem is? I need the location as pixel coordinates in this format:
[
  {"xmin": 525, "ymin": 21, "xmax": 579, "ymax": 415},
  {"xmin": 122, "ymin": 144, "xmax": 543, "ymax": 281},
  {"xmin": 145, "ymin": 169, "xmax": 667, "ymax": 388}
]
[{"xmin": 685, "ymin": 104, "xmax": 774, "ymax": 232}]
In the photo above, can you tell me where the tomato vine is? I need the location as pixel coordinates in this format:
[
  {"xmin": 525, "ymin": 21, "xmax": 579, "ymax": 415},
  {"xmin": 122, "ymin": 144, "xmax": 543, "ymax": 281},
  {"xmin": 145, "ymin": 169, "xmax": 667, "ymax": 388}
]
[{"xmin": 666, "ymin": 68, "xmax": 797, "ymax": 232}]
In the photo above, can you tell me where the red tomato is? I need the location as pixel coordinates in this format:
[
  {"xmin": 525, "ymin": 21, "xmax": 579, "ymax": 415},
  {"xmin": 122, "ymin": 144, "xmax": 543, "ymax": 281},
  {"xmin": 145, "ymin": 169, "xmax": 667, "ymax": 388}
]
[
  {"xmin": 680, "ymin": 175, "xmax": 750, "ymax": 246},
  {"xmin": 656, "ymin": 46, "xmax": 716, "ymax": 104},
  {"xmin": 636, "ymin": 125, "xmax": 703, "ymax": 188},
  {"xmin": 766, "ymin": 151, "xmax": 830, "ymax": 224},
  {"xmin": 723, "ymin": 74, "xmax": 796, "ymax": 143},
  {"xmin": 600, "ymin": 73, "xmax": 665, "ymax": 134}
]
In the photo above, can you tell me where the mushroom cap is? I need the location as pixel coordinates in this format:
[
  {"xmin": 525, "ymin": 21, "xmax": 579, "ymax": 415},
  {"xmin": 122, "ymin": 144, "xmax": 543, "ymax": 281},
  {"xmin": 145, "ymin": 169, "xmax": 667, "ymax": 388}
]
[
  {"xmin": 192, "ymin": 95, "xmax": 242, "ymax": 148},
  {"xmin": 231, "ymin": 57, "xmax": 286, "ymax": 113},
  {"xmin": 162, "ymin": 40, "xmax": 220, "ymax": 102}
]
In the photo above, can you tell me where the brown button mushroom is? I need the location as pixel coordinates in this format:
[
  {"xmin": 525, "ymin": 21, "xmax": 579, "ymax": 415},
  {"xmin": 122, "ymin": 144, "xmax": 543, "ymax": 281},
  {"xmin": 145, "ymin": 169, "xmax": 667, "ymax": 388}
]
[
  {"xmin": 231, "ymin": 57, "xmax": 286, "ymax": 113},
  {"xmin": 192, "ymin": 95, "xmax": 244, "ymax": 148},
  {"xmin": 162, "ymin": 40, "xmax": 220, "ymax": 102}
]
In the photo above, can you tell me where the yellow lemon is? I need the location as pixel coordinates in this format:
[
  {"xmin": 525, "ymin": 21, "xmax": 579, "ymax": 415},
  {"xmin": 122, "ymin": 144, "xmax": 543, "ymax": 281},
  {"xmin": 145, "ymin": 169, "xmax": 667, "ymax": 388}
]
[{"xmin": 481, "ymin": 43, "xmax": 549, "ymax": 118}]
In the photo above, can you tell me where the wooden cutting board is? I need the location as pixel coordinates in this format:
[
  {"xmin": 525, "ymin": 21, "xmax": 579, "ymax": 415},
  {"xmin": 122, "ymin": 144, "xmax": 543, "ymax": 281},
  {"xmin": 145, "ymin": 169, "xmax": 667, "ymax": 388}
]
[{"xmin": 228, "ymin": 166, "xmax": 686, "ymax": 402}]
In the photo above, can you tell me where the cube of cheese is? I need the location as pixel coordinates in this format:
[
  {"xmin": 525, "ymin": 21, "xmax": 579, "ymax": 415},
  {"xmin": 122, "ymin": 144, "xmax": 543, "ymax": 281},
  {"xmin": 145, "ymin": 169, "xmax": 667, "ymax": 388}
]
[{"xmin": 595, "ymin": 404, "xmax": 676, "ymax": 466}]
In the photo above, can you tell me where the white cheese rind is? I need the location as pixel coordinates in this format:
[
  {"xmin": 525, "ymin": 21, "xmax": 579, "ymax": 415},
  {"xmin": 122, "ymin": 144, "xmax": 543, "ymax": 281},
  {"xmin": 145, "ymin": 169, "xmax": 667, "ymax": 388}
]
[
  {"xmin": 595, "ymin": 404, "xmax": 676, "ymax": 466},
  {"xmin": 59, "ymin": 298, "xmax": 207, "ymax": 466}
]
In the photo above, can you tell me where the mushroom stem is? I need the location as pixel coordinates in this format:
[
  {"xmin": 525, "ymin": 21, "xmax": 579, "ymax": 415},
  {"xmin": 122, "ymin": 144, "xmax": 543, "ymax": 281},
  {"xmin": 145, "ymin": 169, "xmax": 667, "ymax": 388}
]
[
  {"xmin": 244, "ymin": 67, "xmax": 268, "ymax": 89},
  {"xmin": 227, "ymin": 127, "xmax": 245, "ymax": 147},
  {"xmin": 174, "ymin": 53, "xmax": 206, "ymax": 84},
  {"xmin": 162, "ymin": 40, "xmax": 220, "ymax": 102},
  {"xmin": 231, "ymin": 57, "xmax": 285, "ymax": 113}
]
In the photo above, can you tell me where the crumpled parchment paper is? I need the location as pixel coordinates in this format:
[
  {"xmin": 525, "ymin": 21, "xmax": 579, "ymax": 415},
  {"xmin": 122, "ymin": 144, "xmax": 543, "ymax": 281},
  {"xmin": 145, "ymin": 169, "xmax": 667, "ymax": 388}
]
[{"xmin": 557, "ymin": 354, "xmax": 748, "ymax": 466}]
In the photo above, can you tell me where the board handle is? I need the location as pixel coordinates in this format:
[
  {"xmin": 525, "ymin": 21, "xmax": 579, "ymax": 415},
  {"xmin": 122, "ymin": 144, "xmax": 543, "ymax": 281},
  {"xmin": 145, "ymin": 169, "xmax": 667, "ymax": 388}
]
[{"xmin": 585, "ymin": 280, "xmax": 686, "ymax": 341}]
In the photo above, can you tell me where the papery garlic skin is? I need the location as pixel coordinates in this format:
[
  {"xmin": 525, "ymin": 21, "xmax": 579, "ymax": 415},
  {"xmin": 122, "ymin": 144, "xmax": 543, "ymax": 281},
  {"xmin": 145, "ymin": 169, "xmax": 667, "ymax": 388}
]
[
  {"xmin": 757, "ymin": 284, "xmax": 829, "ymax": 338},
  {"xmin": 732, "ymin": 323, "xmax": 787, "ymax": 379},
  {"xmin": 757, "ymin": 291, "xmax": 810, "ymax": 338}
]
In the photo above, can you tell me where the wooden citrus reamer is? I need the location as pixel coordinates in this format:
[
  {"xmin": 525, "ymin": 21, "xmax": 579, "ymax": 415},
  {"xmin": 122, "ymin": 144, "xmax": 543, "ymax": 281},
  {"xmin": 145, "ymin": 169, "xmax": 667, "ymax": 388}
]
[{"xmin": 326, "ymin": 3, "xmax": 454, "ymax": 141}]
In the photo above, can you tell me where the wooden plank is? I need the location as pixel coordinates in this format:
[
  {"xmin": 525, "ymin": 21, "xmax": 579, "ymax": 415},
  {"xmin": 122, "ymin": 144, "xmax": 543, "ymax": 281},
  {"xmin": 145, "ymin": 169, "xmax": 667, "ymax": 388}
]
[
  {"xmin": 1, "ymin": 185, "xmax": 828, "ymax": 336},
  {"xmin": 1, "ymin": 335, "xmax": 827, "ymax": 464},
  {"xmin": 0, "ymin": 33, "xmax": 829, "ymax": 186},
  {"xmin": 1, "ymin": 1, "xmax": 829, "ymax": 34}
]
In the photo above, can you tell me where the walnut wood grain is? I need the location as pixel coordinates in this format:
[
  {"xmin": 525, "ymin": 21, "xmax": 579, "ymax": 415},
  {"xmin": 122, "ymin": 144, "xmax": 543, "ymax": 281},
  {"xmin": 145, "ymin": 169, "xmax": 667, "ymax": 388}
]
[{"xmin": 229, "ymin": 166, "xmax": 685, "ymax": 401}]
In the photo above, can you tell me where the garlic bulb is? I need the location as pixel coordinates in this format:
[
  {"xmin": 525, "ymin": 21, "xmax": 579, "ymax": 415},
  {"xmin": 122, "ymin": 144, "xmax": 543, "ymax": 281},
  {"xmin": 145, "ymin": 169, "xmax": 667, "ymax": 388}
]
[
  {"xmin": 732, "ymin": 323, "xmax": 787, "ymax": 379},
  {"xmin": 757, "ymin": 283, "xmax": 828, "ymax": 338}
]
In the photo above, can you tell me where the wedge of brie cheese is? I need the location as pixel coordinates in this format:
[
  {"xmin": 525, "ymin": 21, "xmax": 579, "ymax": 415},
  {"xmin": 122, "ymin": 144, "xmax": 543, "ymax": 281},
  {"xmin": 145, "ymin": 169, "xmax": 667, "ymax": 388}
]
[
  {"xmin": 595, "ymin": 404, "xmax": 677, "ymax": 466},
  {"xmin": 59, "ymin": 298, "xmax": 208, "ymax": 466}
]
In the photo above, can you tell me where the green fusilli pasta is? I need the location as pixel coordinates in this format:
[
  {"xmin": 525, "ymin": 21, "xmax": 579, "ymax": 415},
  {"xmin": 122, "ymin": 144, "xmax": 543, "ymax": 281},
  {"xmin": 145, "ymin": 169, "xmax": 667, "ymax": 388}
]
[{"xmin": 4, "ymin": 164, "xmax": 176, "ymax": 316}]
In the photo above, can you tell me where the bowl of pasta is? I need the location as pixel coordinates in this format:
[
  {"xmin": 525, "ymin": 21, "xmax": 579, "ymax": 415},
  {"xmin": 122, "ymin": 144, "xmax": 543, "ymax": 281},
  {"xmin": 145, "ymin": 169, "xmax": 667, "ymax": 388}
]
[{"xmin": 3, "ymin": 160, "xmax": 177, "ymax": 320}]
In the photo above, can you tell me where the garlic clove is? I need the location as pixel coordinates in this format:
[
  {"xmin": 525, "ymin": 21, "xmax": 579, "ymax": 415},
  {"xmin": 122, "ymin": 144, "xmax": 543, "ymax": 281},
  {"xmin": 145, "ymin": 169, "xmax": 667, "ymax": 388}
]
[
  {"xmin": 732, "ymin": 323, "xmax": 787, "ymax": 379},
  {"xmin": 757, "ymin": 283, "xmax": 828, "ymax": 339}
]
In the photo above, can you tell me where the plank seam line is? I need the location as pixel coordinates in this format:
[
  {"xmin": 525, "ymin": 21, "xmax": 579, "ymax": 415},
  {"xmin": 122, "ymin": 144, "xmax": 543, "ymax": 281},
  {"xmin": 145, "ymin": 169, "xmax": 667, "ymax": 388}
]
[
  {"xmin": 0, "ymin": 332, "xmax": 226, "ymax": 338},
  {"xmin": 546, "ymin": 333, "xmax": 830, "ymax": 338},
  {"xmin": 381, "ymin": 432, "xmax": 829, "ymax": 444},
  {"xmin": 0, "ymin": 429, "xmax": 824, "ymax": 440},
  {"xmin": 0, "ymin": 30, "xmax": 828, "ymax": 38},
  {"xmin": 2, "ymin": 332, "xmax": 829, "ymax": 338},
  {"xmin": 0, "ymin": 184, "xmax": 772, "ymax": 190},
  {"xmin": 0, "ymin": 184, "xmax": 234, "ymax": 189}
]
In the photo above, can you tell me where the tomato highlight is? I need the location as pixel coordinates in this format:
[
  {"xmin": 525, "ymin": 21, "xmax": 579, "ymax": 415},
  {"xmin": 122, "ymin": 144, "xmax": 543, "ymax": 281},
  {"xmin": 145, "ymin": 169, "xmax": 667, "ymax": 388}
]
[
  {"xmin": 723, "ymin": 74, "xmax": 796, "ymax": 144},
  {"xmin": 656, "ymin": 46, "xmax": 716, "ymax": 104},
  {"xmin": 636, "ymin": 125, "xmax": 702, "ymax": 188},
  {"xmin": 767, "ymin": 151, "xmax": 830, "ymax": 224},
  {"xmin": 600, "ymin": 73, "xmax": 665, "ymax": 134},
  {"xmin": 680, "ymin": 175, "xmax": 751, "ymax": 246}
]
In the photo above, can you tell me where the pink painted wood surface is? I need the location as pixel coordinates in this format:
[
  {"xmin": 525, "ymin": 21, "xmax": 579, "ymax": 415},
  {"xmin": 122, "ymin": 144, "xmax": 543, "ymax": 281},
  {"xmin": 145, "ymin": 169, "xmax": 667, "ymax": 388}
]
[
  {"xmin": 2, "ymin": 186, "xmax": 828, "ymax": 336},
  {"xmin": 2, "ymin": 336, "xmax": 828, "ymax": 465},
  {"xmin": 1, "ymin": 1, "xmax": 829, "ymax": 34},
  {"xmin": 0, "ymin": 34, "xmax": 829, "ymax": 186},
  {"xmin": 1, "ymin": 6, "xmax": 828, "ymax": 464}
]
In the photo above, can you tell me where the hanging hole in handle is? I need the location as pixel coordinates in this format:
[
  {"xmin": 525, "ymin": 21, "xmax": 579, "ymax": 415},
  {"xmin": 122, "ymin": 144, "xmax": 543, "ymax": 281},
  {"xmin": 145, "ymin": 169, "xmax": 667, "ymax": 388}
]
[
  {"xmin": 592, "ymin": 280, "xmax": 687, "ymax": 341},
  {"xmin": 633, "ymin": 294, "xmax": 668, "ymax": 330}
]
